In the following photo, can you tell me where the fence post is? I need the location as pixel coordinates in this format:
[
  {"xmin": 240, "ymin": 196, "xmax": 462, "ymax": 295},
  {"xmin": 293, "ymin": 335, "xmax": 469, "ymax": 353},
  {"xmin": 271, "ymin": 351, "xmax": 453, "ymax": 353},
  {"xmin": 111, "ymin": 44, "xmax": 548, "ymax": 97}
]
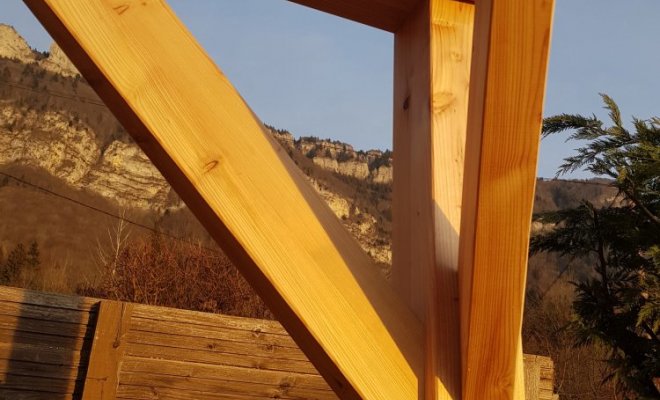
[{"xmin": 82, "ymin": 300, "xmax": 133, "ymax": 400}]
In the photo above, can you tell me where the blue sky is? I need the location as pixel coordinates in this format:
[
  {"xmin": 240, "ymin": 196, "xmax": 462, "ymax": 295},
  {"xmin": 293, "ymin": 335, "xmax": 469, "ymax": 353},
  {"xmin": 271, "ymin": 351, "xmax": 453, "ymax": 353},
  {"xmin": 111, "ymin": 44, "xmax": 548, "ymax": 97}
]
[{"xmin": 3, "ymin": 0, "xmax": 660, "ymax": 178}]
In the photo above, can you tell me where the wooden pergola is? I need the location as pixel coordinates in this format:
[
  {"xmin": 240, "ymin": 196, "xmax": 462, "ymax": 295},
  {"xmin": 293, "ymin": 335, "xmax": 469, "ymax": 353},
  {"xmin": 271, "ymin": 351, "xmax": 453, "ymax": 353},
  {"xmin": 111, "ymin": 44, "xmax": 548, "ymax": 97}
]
[{"xmin": 23, "ymin": 0, "xmax": 554, "ymax": 399}]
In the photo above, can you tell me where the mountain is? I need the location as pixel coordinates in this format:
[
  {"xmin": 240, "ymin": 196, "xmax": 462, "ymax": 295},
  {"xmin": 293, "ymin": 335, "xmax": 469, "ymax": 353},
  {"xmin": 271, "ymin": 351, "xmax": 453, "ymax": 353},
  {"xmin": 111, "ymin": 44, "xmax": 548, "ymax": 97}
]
[
  {"xmin": 0, "ymin": 24, "xmax": 78, "ymax": 77},
  {"xmin": 0, "ymin": 25, "xmax": 615, "ymax": 287}
]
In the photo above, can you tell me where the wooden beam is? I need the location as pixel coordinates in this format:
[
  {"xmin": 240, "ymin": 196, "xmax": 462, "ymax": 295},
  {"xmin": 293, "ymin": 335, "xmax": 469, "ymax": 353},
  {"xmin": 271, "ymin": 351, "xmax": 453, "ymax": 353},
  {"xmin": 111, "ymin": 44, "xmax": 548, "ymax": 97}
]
[
  {"xmin": 458, "ymin": 0, "xmax": 554, "ymax": 399},
  {"xmin": 24, "ymin": 1, "xmax": 424, "ymax": 399},
  {"xmin": 287, "ymin": 0, "xmax": 421, "ymax": 32},
  {"xmin": 82, "ymin": 301, "xmax": 133, "ymax": 400},
  {"xmin": 393, "ymin": 0, "xmax": 473, "ymax": 398}
]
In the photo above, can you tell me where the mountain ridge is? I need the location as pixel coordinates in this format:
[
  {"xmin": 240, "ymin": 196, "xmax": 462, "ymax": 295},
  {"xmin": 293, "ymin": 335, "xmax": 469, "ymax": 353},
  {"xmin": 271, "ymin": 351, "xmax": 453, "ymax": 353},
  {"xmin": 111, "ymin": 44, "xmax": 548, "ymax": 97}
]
[{"xmin": 0, "ymin": 25, "xmax": 616, "ymax": 284}]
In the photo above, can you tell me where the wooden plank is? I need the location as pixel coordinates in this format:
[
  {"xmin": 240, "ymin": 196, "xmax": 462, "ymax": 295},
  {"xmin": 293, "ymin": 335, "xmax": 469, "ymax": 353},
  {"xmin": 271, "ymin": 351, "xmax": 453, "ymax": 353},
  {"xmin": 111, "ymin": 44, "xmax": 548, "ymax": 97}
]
[
  {"xmin": 286, "ymin": 0, "xmax": 420, "ymax": 32},
  {"xmin": 117, "ymin": 384, "xmax": 280, "ymax": 400},
  {"xmin": 458, "ymin": 0, "xmax": 555, "ymax": 399},
  {"xmin": 130, "ymin": 316, "xmax": 299, "ymax": 349},
  {"xmin": 119, "ymin": 371, "xmax": 337, "ymax": 400},
  {"xmin": 392, "ymin": 0, "xmax": 473, "ymax": 398},
  {"xmin": 0, "ymin": 300, "xmax": 93, "ymax": 325},
  {"xmin": 0, "ymin": 328, "xmax": 87, "ymax": 350},
  {"xmin": 0, "ymin": 373, "xmax": 83, "ymax": 394},
  {"xmin": 0, "ymin": 286, "xmax": 98, "ymax": 312},
  {"xmin": 0, "ymin": 389, "xmax": 77, "ymax": 400},
  {"xmin": 24, "ymin": 1, "xmax": 424, "ymax": 399},
  {"xmin": 122, "ymin": 357, "xmax": 335, "ymax": 399},
  {"xmin": 131, "ymin": 303, "xmax": 290, "ymax": 337},
  {"xmin": 0, "ymin": 342, "xmax": 87, "ymax": 367},
  {"xmin": 125, "ymin": 342, "xmax": 319, "ymax": 376},
  {"xmin": 523, "ymin": 355, "xmax": 541, "ymax": 400},
  {"xmin": 0, "ymin": 359, "xmax": 85, "ymax": 381},
  {"xmin": 81, "ymin": 301, "xmax": 133, "ymax": 400},
  {"xmin": 126, "ymin": 330, "xmax": 308, "ymax": 362},
  {"xmin": 121, "ymin": 356, "xmax": 332, "ymax": 392},
  {"xmin": 0, "ymin": 314, "xmax": 92, "ymax": 339}
]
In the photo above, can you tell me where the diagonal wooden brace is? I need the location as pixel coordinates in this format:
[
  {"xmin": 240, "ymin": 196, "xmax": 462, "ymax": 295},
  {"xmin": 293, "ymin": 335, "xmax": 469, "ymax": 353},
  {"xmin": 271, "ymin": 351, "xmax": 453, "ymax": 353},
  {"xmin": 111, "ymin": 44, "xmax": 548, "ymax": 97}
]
[{"xmin": 24, "ymin": 1, "xmax": 424, "ymax": 399}]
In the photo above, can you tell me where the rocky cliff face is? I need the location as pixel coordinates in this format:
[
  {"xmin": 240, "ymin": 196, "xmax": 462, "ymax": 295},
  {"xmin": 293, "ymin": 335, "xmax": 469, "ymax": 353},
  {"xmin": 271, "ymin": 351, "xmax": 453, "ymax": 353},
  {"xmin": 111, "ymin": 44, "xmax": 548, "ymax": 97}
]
[
  {"xmin": 0, "ymin": 27, "xmax": 397, "ymax": 265},
  {"xmin": 38, "ymin": 42, "xmax": 79, "ymax": 78},
  {"xmin": 270, "ymin": 128, "xmax": 393, "ymax": 184},
  {"xmin": 0, "ymin": 24, "xmax": 79, "ymax": 77},
  {"xmin": 0, "ymin": 25, "xmax": 34, "ymax": 64},
  {"xmin": 0, "ymin": 102, "xmax": 183, "ymax": 211}
]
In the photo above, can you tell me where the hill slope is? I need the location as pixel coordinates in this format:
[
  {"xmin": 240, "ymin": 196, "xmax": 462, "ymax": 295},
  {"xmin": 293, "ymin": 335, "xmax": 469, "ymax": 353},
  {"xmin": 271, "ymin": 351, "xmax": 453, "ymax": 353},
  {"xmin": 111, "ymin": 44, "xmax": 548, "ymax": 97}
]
[{"xmin": 0, "ymin": 24, "xmax": 615, "ymax": 287}]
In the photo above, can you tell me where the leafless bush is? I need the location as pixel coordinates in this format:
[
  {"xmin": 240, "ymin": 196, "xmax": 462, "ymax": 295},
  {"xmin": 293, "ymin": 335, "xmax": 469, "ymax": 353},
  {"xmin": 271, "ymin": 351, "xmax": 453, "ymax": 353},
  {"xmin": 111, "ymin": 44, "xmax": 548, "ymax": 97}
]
[
  {"xmin": 78, "ymin": 232, "xmax": 272, "ymax": 320},
  {"xmin": 524, "ymin": 275, "xmax": 623, "ymax": 400}
]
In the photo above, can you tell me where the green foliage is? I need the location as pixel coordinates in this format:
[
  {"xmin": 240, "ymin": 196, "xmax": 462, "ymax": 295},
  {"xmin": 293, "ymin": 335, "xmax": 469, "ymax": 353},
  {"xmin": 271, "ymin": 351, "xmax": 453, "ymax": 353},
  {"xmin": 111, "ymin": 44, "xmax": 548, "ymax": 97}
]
[{"xmin": 534, "ymin": 95, "xmax": 660, "ymax": 399}]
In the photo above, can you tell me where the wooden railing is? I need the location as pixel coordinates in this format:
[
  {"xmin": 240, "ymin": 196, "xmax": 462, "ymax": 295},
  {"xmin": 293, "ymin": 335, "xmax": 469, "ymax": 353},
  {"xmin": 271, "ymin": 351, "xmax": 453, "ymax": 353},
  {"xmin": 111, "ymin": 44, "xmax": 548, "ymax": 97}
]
[{"xmin": 0, "ymin": 286, "xmax": 556, "ymax": 399}]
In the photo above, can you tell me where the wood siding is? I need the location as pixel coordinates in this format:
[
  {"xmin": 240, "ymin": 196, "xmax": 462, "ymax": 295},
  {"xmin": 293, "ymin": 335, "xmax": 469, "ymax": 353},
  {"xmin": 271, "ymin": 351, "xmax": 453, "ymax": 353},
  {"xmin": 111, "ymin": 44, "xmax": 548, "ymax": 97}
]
[{"xmin": 0, "ymin": 287, "xmax": 556, "ymax": 400}]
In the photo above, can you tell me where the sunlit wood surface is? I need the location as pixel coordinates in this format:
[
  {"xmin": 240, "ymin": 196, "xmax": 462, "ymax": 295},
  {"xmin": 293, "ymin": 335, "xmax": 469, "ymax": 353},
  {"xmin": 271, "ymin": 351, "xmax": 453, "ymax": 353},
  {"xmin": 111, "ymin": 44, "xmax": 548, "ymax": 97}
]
[
  {"xmin": 23, "ymin": 0, "xmax": 425, "ymax": 399},
  {"xmin": 393, "ymin": 0, "xmax": 474, "ymax": 398},
  {"xmin": 287, "ymin": 0, "xmax": 421, "ymax": 32},
  {"xmin": 458, "ymin": 0, "xmax": 555, "ymax": 399}
]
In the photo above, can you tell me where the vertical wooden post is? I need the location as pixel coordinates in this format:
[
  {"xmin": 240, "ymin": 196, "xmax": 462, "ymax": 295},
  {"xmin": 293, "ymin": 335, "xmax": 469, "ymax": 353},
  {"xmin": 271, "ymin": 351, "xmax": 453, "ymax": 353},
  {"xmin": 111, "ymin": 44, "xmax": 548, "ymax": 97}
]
[
  {"xmin": 393, "ymin": 1, "xmax": 474, "ymax": 398},
  {"xmin": 82, "ymin": 301, "xmax": 133, "ymax": 400},
  {"xmin": 458, "ymin": 0, "xmax": 554, "ymax": 399}
]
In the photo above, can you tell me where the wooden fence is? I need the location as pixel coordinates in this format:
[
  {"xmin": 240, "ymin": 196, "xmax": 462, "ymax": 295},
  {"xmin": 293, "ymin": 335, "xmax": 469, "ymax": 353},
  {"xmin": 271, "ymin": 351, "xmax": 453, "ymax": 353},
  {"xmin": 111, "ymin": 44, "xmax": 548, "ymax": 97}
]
[{"xmin": 0, "ymin": 286, "xmax": 556, "ymax": 399}]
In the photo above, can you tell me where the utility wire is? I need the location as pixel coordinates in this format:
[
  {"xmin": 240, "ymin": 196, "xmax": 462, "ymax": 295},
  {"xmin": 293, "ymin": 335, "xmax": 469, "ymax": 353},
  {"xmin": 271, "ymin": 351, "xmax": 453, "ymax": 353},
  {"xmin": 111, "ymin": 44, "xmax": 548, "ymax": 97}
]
[
  {"xmin": 0, "ymin": 171, "xmax": 222, "ymax": 255},
  {"xmin": 0, "ymin": 80, "xmax": 107, "ymax": 107}
]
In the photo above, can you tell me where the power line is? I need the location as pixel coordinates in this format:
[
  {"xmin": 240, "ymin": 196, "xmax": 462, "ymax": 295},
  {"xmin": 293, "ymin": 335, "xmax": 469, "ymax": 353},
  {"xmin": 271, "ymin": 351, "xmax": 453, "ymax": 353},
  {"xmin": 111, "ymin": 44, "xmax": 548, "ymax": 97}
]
[
  {"xmin": 0, "ymin": 80, "xmax": 107, "ymax": 107},
  {"xmin": 0, "ymin": 171, "xmax": 222, "ymax": 254}
]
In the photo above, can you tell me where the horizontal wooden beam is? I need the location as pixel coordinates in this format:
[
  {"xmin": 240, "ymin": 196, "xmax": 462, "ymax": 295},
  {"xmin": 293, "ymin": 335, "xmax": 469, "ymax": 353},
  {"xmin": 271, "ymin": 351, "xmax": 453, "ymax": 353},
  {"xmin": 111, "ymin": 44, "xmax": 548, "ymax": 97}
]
[
  {"xmin": 287, "ymin": 0, "xmax": 422, "ymax": 32},
  {"xmin": 23, "ymin": 1, "xmax": 424, "ymax": 399},
  {"xmin": 287, "ymin": 0, "xmax": 475, "ymax": 32},
  {"xmin": 458, "ymin": 0, "xmax": 554, "ymax": 399}
]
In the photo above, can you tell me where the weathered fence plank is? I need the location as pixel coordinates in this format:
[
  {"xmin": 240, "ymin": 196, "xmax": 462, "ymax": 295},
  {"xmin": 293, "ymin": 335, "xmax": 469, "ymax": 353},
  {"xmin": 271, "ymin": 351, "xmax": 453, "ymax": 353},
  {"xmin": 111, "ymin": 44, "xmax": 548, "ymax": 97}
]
[
  {"xmin": 0, "ymin": 286, "xmax": 556, "ymax": 400},
  {"xmin": 81, "ymin": 301, "xmax": 133, "ymax": 400}
]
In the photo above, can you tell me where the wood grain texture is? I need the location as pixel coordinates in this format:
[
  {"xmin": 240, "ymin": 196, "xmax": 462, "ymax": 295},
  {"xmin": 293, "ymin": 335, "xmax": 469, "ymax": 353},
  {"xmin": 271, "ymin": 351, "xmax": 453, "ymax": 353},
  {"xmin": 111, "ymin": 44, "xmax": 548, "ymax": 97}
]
[
  {"xmin": 82, "ymin": 301, "xmax": 133, "ymax": 400},
  {"xmin": 287, "ymin": 0, "xmax": 420, "ymax": 32},
  {"xmin": 119, "ymin": 370, "xmax": 336, "ymax": 400},
  {"xmin": 125, "ymin": 342, "xmax": 319, "ymax": 376},
  {"xmin": 0, "ymin": 286, "xmax": 97, "ymax": 311},
  {"xmin": 126, "ymin": 330, "xmax": 308, "ymax": 361},
  {"xmin": 129, "ymin": 317, "xmax": 299, "ymax": 349},
  {"xmin": 458, "ymin": 0, "xmax": 555, "ymax": 399},
  {"xmin": 393, "ymin": 1, "xmax": 473, "ymax": 398},
  {"xmin": 121, "ymin": 357, "xmax": 332, "ymax": 392},
  {"xmin": 23, "ymin": 1, "xmax": 424, "ymax": 399}
]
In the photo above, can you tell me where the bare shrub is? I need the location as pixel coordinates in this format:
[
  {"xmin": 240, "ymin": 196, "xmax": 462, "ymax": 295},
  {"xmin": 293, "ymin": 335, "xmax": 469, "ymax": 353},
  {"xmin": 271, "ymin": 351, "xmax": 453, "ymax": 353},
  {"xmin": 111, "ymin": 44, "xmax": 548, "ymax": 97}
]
[
  {"xmin": 78, "ymin": 232, "xmax": 272, "ymax": 320},
  {"xmin": 524, "ymin": 275, "xmax": 623, "ymax": 400}
]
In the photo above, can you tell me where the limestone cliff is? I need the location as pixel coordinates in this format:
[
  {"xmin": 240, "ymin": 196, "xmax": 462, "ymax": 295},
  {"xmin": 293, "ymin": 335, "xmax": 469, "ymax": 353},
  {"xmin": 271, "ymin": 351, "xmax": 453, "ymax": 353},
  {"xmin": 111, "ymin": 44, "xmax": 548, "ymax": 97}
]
[
  {"xmin": 0, "ymin": 25, "xmax": 34, "ymax": 64},
  {"xmin": 269, "ymin": 127, "xmax": 393, "ymax": 184},
  {"xmin": 38, "ymin": 42, "xmax": 79, "ymax": 78},
  {"xmin": 0, "ymin": 101, "xmax": 182, "ymax": 211},
  {"xmin": 0, "ymin": 28, "xmax": 396, "ymax": 266}
]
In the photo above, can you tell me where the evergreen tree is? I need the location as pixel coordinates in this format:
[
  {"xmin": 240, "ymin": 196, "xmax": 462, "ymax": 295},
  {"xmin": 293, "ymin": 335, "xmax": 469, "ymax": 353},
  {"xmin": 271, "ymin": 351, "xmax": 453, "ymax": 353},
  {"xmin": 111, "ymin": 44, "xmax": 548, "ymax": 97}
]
[
  {"xmin": 2, "ymin": 243, "xmax": 27, "ymax": 285},
  {"xmin": 27, "ymin": 241, "xmax": 40, "ymax": 271},
  {"xmin": 532, "ymin": 95, "xmax": 660, "ymax": 399}
]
